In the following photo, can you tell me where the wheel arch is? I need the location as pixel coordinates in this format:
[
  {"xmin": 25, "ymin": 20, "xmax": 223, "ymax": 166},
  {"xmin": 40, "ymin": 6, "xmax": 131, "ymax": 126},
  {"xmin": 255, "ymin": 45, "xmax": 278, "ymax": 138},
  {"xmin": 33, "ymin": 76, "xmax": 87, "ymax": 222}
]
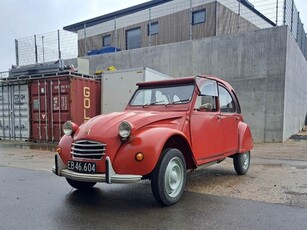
[
  {"xmin": 162, "ymin": 134, "xmax": 196, "ymax": 170},
  {"xmin": 238, "ymin": 121, "xmax": 253, "ymax": 153}
]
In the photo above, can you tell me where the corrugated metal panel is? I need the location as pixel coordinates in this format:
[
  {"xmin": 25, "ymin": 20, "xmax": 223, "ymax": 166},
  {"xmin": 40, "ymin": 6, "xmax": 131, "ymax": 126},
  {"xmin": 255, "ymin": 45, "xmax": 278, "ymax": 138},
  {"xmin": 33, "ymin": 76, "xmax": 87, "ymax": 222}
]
[
  {"xmin": 29, "ymin": 75, "xmax": 101, "ymax": 142},
  {"xmin": 0, "ymin": 81, "xmax": 30, "ymax": 140}
]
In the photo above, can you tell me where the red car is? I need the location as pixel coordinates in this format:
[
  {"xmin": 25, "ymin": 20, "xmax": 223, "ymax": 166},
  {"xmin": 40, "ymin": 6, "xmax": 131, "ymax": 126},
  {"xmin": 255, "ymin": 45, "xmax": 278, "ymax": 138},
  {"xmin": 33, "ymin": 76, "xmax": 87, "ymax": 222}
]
[{"xmin": 53, "ymin": 75, "xmax": 253, "ymax": 206}]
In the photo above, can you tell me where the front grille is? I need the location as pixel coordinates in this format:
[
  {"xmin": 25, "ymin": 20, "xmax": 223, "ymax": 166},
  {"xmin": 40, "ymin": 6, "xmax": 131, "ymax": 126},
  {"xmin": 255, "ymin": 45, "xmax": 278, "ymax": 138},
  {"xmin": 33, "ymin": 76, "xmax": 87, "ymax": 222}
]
[{"xmin": 71, "ymin": 140, "xmax": 106, "ymax": 160}]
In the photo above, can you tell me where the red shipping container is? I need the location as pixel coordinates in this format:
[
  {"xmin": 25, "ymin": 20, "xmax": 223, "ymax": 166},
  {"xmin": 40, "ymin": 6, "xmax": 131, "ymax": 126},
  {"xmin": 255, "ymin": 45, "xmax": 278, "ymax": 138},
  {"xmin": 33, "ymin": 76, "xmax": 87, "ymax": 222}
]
[{"xmin": 29, "ymin": 74, "xmax": 101, "ymax": 142}]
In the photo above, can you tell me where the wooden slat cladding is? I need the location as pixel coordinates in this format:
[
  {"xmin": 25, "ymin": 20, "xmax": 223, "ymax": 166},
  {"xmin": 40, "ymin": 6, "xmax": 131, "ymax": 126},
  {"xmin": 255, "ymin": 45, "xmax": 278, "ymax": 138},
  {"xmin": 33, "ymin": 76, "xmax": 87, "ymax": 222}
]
[
  {"xmin": 77, "ymin": 2, "xmax": 259, "ymax": 56},
  {"xmin": 216, "ymin": 2, "xmax": 259, "ymax": 36}
]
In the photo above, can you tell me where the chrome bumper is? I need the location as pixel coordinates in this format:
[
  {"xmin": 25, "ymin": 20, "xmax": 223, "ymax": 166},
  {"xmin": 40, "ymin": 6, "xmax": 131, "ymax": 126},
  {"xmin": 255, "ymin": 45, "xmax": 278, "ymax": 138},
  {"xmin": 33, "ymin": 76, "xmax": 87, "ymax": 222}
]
[{"xmin": 52, "ymin": 154, "xmax": 142, "ymax": 184}]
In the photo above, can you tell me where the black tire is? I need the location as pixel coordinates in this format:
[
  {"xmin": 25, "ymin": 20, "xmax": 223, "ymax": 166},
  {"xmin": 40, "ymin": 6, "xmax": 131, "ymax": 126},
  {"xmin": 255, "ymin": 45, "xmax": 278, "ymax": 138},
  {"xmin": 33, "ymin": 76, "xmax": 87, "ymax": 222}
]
[
  {"xmin": 151, "ymin": 148, "xmax": 187, "ymax": 206},
  {"xmin": 66, "ymin": 178, "xmax": 96, "ymax": 191},
  {"xmin": 233, "ymin": 151, "xmax": 251, "ymax": 175}
]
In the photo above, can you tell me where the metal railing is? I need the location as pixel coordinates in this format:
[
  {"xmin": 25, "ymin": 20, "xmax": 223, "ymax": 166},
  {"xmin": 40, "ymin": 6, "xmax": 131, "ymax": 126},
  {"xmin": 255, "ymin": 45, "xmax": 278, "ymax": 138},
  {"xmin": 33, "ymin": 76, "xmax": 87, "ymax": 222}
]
[
  {"xmin": 0, "ymin": 71, "xmax": 9, "ymax": 79},
  {"xmin": 15, "ymin": 30, "xmax": 77, "ymax": 67},
  {"xmin": 13, "ymin": 0, "xmax": 307, "ymax": 67}
]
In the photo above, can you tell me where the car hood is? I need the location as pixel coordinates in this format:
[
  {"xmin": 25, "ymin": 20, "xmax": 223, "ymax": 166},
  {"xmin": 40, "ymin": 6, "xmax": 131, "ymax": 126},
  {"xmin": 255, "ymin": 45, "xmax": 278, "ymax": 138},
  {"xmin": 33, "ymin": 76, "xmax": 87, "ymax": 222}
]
[{"xmin": 73, "ymin": 110, "xmax": 186, "ymax": 141}]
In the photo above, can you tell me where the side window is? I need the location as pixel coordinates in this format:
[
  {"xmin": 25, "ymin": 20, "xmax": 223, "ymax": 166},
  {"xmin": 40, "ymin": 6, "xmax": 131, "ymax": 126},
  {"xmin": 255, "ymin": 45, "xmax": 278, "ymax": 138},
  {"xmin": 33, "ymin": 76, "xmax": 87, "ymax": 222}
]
[
  {"xmin": 195, "ymin": 80, "xmax": 218, "ymax": 112},
  {"xmin": 218, "ymin": 86, "xmax": 236, "ymax": 113},
  {"xmin": 103, "ymin": 34, "xmax": 111, "ymax": 47}
]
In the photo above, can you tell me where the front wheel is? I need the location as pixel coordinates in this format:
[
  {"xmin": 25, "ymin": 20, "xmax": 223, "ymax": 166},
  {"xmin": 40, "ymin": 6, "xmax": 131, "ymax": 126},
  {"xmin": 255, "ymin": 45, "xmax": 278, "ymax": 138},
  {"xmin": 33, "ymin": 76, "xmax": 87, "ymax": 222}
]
[
  {"xmin": 151, "ymin": 148, "xmax": 187, "ymax": 206},
  {"xmin": 233, "ymin": 151, "xmax": 251, "ymax": 175},
  {"xmin": 66, "ymin": 178, "xmax": 96, "ymax": 191}
]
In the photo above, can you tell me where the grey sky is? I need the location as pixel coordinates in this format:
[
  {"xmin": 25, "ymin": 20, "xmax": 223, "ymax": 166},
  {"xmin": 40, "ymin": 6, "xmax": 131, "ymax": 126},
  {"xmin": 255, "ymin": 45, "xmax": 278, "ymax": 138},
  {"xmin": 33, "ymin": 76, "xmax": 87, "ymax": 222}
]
[{"xmin": 0, "ymin": 0, "xmax": 306, "ymax": 72}]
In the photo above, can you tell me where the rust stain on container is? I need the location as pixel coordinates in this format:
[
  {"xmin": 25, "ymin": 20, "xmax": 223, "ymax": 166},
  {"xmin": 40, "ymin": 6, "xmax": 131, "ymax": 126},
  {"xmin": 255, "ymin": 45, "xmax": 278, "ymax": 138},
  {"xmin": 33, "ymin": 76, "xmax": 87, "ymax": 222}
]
[{"xmin": 29, "ymin": 75, "xmax": 101, "ymax": 142}]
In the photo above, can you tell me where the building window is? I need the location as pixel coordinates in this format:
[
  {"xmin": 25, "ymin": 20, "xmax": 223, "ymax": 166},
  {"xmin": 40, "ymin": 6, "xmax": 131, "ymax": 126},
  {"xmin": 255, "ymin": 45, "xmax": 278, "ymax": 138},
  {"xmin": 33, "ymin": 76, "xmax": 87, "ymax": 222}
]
[
  {"xmin": 103, "ymin": 34, "xmax": 111, "ymax": 47},
  {"xmin": 148, "ymin": 21, "xmax": 159, "ymax": 36},
  {"xmin": 192, "ymin": 9, "xmax": 206, "ymax": 25},
  {"xmin": 126, "ymin": 27, "xmax": 141, "ymax": 50}
]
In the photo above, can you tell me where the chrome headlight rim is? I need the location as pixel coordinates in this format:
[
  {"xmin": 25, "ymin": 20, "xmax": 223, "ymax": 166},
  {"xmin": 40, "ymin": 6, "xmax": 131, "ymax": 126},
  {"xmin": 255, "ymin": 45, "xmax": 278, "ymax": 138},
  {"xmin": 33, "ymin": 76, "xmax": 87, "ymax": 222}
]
[
  {"xmin": 63, "ymin": 121, "xmax": 73, "ymax": 136},
  {"xmin": 118, "ymin": 121, "xmax": 132, "ymax": 139}
]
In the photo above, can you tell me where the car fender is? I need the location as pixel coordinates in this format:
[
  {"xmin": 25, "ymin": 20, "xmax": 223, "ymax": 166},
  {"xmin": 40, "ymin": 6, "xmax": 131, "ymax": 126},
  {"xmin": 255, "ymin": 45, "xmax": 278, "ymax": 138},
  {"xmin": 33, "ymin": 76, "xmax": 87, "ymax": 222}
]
[
  {"xmin": 113, "ymin": 127, "xmax": 188, "ymax": 176},
  {"xmin": 57, "ymin": 135, "xmax": 73, "ymax": 164},
  {"xmin": 238, "ymin": 121, "xmax": 253, "ymax": 153}
]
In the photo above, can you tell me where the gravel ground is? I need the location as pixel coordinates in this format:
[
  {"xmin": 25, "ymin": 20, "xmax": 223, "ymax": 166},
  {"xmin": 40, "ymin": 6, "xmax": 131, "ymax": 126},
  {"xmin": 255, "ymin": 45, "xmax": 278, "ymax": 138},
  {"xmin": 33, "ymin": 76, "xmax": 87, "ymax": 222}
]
[{"xmin": 1, "ymin": 132, "xmax": 307, "ymax": 208}]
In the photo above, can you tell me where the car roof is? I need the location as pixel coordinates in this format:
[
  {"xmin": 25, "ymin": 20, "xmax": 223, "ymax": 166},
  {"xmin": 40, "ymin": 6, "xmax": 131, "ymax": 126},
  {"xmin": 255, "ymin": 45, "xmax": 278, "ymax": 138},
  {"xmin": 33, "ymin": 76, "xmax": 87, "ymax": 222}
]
[{"xmin": 136, "ymin": 75, "xmax": 234, "ymax": 92}]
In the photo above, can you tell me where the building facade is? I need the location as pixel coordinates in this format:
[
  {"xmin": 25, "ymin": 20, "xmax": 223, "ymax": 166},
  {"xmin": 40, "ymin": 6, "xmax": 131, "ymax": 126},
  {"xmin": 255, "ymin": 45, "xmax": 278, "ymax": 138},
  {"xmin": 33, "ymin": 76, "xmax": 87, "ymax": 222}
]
[{"xmin": 64, "ymin": 0, "xmax": 274, "ymax": 57}]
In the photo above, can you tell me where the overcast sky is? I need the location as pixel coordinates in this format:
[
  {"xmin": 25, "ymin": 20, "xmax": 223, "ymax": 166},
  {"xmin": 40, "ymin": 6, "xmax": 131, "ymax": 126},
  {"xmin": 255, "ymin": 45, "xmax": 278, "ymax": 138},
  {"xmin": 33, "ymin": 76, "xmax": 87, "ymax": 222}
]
[{"xmin": 0, "ymin": 0, "xmax": 306, "ymax": 72}]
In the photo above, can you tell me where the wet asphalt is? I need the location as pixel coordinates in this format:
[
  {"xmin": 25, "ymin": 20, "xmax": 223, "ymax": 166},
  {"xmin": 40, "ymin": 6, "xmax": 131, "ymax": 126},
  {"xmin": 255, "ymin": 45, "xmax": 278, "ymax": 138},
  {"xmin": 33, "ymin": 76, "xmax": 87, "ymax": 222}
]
[{"xmin": 1, "ymin": 166, "xmax": 307, "ymax": 230}]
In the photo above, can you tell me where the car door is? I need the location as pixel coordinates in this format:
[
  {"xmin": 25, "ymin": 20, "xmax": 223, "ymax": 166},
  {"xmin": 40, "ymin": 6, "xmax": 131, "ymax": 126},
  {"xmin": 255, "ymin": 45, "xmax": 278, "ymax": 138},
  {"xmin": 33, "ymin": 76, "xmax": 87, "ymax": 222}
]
[
  {"xmin": 190, "ymin": 79, "xmax": 224, "ymax": 164},
  {"xmin": 218, "ymin": 85, "xmax": 240, "ymax": 155}
]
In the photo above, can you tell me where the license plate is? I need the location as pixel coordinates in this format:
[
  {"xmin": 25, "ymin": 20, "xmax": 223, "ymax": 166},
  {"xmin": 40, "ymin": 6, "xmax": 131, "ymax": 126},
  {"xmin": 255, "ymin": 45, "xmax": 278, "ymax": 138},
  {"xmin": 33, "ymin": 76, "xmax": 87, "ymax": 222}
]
[{"xmin": 68, "ymin": 161, "xmax": 96, "ymax": 174}]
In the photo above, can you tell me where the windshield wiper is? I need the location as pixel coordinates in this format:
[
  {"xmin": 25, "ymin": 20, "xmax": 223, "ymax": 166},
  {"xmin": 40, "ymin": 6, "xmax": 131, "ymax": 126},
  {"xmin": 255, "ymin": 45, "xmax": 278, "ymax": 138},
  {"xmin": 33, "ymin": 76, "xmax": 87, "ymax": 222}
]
[
  {"xmin": 143, "ymin": 100, "xmax": 166, "ymax": 107},
  {"xmin": 169, "ymin": 99, "xmax": 190, "ymax": 105}
]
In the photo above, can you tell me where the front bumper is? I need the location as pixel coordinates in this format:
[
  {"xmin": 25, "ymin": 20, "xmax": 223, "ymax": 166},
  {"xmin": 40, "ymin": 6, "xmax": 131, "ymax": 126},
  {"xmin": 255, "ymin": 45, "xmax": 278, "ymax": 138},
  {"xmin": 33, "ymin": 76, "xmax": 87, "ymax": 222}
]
[{"xmin": 52, "ymin": 154, "xmax": 142, "ymax": 184}]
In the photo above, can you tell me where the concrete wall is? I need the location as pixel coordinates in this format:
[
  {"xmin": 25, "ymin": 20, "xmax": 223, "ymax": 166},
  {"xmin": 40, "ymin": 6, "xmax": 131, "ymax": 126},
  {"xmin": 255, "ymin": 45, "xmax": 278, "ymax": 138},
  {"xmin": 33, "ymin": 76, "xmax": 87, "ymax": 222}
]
[
  {"xmin": 84, "ymin": 26, "xmax": 306, "ymax": 143},
  {"xmin": 283, "ymin": 29, "xmax": 307, "ymax": 140}
]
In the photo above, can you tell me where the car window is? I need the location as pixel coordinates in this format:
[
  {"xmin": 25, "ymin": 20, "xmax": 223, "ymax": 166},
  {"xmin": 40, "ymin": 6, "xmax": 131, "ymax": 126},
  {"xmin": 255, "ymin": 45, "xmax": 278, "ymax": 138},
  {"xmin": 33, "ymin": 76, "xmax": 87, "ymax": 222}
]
[
  {"xmin": 195, "ymin": 79, "xmax": 218, "ymax": 112},
  {"xmin": 218, "ymin": 86, "xmax": 236, "ymax": 113},
  {"xmin": 130, "ymin": 84, "xmax": 194, "ymax": 106}
]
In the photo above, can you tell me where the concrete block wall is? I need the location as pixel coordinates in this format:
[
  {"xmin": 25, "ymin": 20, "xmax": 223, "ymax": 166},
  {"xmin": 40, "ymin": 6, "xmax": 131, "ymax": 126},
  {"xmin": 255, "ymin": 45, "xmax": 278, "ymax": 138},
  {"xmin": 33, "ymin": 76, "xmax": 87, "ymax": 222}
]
[
  {"xmin": 283, "ymin": 28, "xmax": 307, "ymax": 140},
  {"xmin": 85, "ymin": 26, "xmax": 306, "ymax": 143}
]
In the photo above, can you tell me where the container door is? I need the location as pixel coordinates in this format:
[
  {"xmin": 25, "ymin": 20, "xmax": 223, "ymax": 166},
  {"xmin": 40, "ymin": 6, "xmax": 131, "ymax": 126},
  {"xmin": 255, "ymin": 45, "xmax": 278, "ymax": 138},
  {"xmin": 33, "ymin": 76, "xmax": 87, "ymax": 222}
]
[
  {"xmin": 70, "ymin": 77, "xmax": 101, "ymax": 124},
  {"xmin": 50, "ymin": 78, "xmax": 71, "ymax": 141},
  {"xmin": 30, "ymin": 80, "xmax": 51, "ymax": 142},
  {"xmin": 0, "ymin": 82, "xmax": 30, "ymax": 140}
]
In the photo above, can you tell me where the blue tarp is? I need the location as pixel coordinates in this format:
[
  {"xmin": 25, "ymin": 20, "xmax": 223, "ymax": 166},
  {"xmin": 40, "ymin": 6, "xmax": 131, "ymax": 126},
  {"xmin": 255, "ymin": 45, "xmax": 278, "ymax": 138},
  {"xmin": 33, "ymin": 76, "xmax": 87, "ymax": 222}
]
[{"xmin": 87, "ymin": 47, "xmax": 121, "ymax": 56}]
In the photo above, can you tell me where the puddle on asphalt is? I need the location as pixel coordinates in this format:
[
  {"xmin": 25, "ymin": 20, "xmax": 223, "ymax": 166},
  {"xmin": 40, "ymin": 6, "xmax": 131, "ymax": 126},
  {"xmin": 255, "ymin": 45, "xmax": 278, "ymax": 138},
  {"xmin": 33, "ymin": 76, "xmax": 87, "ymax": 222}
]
[{"xmin": 0, "ymin": 141, "xmax": 56, "ymax": 152}]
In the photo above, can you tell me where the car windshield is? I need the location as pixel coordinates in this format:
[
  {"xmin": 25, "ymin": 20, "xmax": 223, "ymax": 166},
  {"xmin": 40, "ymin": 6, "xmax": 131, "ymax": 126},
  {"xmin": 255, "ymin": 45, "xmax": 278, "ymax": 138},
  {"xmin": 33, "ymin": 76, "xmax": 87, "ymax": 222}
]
[{"xmin": 129, "ymin": 83, "xmax": 195, "ymax": 106}]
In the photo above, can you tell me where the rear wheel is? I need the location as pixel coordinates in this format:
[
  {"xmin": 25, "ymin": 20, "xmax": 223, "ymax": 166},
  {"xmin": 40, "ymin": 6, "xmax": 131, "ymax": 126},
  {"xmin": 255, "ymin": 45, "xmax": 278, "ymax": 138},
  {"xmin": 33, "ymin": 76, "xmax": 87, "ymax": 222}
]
[
  {"xmin": 66, "ymin": 178, "xmax": 96, "ymax": 190},
  {"xmin": 233, "ymin": 151, "xmax": 250, "ymax": 175},
  {"xmin": 151, "ymin": 148, "xmax": 187, "ymax": 206}
]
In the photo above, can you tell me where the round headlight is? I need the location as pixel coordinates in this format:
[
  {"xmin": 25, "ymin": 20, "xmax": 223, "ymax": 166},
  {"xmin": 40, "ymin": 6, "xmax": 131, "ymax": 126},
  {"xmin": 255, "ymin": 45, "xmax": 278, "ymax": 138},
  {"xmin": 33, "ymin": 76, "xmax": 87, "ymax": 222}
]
[
  {"xmin": 63, "ymin": 121, "xmax": 73, "ymax": 136},
  {"xmin": 118, "ymin": 121, "xmax": 132, "ymax": 138}
]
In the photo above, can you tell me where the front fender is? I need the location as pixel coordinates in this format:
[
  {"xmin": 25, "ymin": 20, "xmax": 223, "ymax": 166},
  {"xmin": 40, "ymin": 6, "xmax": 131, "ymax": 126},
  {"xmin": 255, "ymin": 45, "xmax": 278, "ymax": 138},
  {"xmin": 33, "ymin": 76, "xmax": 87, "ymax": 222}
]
[
  {"xmin": 113, "ymin": 127, "xmax": 187, "ymax": 176},
  {"xmin": 238, "ymin": 122, "xmax": 253, "ymax": 153},
  {"xmin": 57, "ymin": 135, "xmax": 73, "ymax": 164}
]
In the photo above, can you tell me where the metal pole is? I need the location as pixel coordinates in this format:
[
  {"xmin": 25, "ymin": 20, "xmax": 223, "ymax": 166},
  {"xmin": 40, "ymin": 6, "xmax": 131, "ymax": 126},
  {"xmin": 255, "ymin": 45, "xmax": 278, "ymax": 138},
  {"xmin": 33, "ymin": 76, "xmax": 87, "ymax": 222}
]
[
  {"xmin": 50, "ymin": 80, "xmax": 54, "ymax": 142},
  {"xmin": 149, "ymin": 8, "xmax": 152, "ymax": 47},
  {"xmin": 290, "ymin": 0, "xmax": 294, "ymax": 32},
  {"xmin": 44, "ymin": 80, "xmax": 48, "ymax": 142},
  {"xmin": 283, "ymin": 0, "xmax": 287, "ymax": 25},
  {"xmin": 42, "ymin": 36, "xmax": 45, "ymax": 63},
  {"xmin": 238, "ymin": 0, "xmax": 241, "ymax": 32},
  {"xmin": 58, "ymin": 79, "xmax": 61, "ymax": 140},
  {"xmin": 296, "ymin": 12, "xmax": 300, "ymax": 41},
  {"xmin": 15, "ymin": 39, "xmax": 19, "ymax": 66},
  {"xmin": 83, "ymin": 23, "xmax": 87, "ymax": 56},
  {"xmin": 38, "ymin": 81, "xmax": 41, "ymax": 142},
  {"xmin": 1, "ymin": 84, "xmax": 5, "ymax": 139},
  {"xmin": 114, "ymin": 17, "xmax": 117, "ymax": 52},
  {"xmin": 276, "ymin": 0, "xmax": 279, "ymax": 26},
  {"xmin": 34, "ymin": 35, "xmax": 38, "ymax": 64},
  {"xmin": 189, "ymin": 0, "xmax": 192, "ymax": 40},
  {"xmin": 215, "ymin": 0, "xmax": 218, "ymax": 36},
  {"xmin": 57, "ymin": 30, "xmax": 61, "ymax": 61}
]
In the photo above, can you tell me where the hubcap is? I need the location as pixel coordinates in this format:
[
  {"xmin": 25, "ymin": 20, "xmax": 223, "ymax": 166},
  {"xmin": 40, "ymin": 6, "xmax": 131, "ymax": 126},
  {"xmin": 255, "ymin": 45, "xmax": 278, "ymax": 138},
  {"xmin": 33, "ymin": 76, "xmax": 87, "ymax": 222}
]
[
  {"xmin": 165, "ymin": 157, "xmax": 184, "ymax": 198},
  {"xmin": 242, "ymin": 152, "xmax": 249, "ymax": 170}
]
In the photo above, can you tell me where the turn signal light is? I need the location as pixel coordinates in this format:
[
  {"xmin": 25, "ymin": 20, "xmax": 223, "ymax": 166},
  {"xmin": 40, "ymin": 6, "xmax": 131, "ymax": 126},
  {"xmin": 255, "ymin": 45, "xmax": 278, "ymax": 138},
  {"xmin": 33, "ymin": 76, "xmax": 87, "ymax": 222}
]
[
  {"xmin": 56, "ymin": 147, "xmax": 62, "ymax": 155},
  {"xmin": 135, "ymin": 152, "xmax": 144, "ymax": 162}
]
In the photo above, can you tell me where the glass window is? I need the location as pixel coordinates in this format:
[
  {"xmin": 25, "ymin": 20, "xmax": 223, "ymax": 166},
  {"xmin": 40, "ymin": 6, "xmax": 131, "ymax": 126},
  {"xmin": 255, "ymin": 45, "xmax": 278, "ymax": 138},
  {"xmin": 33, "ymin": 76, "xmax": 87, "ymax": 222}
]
[
  {"xmin": 130, "ymin": 84, "xmax": 194, "ymax": 106},
  {"xmin": 192, "ymin": 9, "xmax": 206, "ymax": 25},
  {"xmin": 126, "ymin": 27, "xmax": 141, "ymax": 50},
  {"xmin": 219, "ymin": 86, "xmax": 236, "ymax": 113},
  {"xmin": 148, "ymin": 21, "xmax": 159, "ymax": 35},
  {"xmin": 103, "ymin": 34, "xmax": 111, "ymax": 47}
]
